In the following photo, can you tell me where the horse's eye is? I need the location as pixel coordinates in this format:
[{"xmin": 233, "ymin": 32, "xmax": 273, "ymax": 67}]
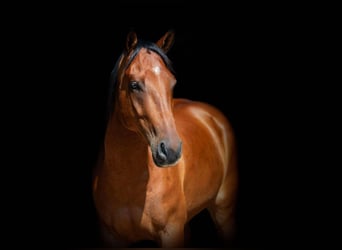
[{"xmin": 129, "ymin": 81, "xmax": 142, "ymax": 92}]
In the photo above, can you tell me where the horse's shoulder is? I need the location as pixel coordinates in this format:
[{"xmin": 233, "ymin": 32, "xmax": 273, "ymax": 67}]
[{"xmin": 174, "ymin": 98, "xmax": 224, "ymax": 119}]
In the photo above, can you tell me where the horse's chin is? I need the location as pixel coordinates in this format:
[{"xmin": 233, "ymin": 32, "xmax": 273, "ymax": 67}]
[
  {"xmin": 153, "ymin": 159, "xmax": 180, "ymax": 168},
  {"xmin": 152, "ymin": 154, "xmax": 181, "ymax": 168}
]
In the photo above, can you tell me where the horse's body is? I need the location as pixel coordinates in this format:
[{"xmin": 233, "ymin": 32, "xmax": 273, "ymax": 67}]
[{"xmin": 92, "ymin": 31, "xmax": 238, "ymax": 247}]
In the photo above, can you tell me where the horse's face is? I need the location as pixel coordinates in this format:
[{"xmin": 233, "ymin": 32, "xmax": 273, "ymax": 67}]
[{"xmin": 117, "ymin": 31, "xmax": 182, "ymax": 167}]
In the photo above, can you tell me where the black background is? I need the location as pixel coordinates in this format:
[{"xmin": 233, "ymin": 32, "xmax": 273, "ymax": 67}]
[{"xmin": 5, "ymin": 1, "xmax": 333, "ymax": 248}]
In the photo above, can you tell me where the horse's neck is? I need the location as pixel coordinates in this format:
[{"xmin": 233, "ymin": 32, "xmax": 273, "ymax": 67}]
[
  {"xmin": 104, "ymin": 111, "xmax": 149, "ymax": 171},
  {"xmin": 103, "ymin": 110, "xmax": 183, "ymax": 195},
  {"xmin": 106, "ymin": 110, "xmax": 144, "ymax": 145}
]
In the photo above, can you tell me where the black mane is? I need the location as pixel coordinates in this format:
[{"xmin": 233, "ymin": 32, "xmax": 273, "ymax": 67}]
[{"xmin": 106, "ymin": 40, "xmax": 175, "ymax": 120}]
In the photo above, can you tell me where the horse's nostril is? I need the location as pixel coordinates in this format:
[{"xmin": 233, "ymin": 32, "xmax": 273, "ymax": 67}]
[
  {"xmin": 160, "ymin": 141, "xmax": 167, "ymax": 156},
  {"xmin": 157, "ymin": 141, "xmax": 167, "ymax": 161}
]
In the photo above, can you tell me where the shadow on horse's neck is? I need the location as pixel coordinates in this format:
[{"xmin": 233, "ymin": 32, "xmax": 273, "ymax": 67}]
[
  {"xmin": 105, "ymin": 107, "xmax": 152, "ymax": 168},
  {"xmin": 110, "ymin": 107, "xmax": 145, "ymax": 142}
]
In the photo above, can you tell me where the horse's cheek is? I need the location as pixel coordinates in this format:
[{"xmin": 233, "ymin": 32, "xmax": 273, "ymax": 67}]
[{"xmin": 118, "ymin": 92, "xmax": 137, "ymax": 130}]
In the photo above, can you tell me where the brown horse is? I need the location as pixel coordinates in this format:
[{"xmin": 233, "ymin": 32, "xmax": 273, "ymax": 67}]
[{"xmin": 92, "ymin": 30, "xmax": 238, "ymax": 247}]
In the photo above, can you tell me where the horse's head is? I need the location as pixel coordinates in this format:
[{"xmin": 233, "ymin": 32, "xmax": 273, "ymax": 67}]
[{"xmin": 113, "ymin": 30, "xmax": 182, "ymax": 167}]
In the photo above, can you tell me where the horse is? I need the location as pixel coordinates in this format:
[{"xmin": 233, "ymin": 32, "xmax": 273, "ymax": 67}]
[{"xmin": 92, "ymin": 30, "xmax": 238, "ymax": 247}]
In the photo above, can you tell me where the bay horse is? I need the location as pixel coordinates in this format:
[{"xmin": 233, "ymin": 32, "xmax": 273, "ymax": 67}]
[{"xmin": 92, "ymin": 30, "xmax": 238, "ymax": 247}]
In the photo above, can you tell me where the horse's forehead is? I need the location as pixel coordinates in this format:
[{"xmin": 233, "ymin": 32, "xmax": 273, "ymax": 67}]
[{"xmin": 129, "ymin": 49, "xmax": 166, "ymax": 75}]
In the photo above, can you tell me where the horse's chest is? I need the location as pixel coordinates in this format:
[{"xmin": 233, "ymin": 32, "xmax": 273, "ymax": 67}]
[
  {"xmin": 110, "ymin": 205, "xmax": 154, "ymax": 240},
  {"xmin": 109, "ymin": 177, "xmax": 183, "ymax": 240}
]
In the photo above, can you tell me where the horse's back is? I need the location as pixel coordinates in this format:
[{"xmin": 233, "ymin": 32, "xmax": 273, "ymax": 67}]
[{"xmin": 173, "ymin": 98, "xmax": 238, "ymax": 219}]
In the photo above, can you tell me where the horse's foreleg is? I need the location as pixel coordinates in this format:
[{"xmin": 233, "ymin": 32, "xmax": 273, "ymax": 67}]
[
  {"xmin": 209, "ymin": 204, "xmax": 236, "ymax": 246},
  {"xmin": 208, "ymin": 172, "xmax": 238, "ymax": 246},
  {"xmin": 98, "ymin": 221, "xmax": 129, "ymax": 247},
  {"xmin": 158, "ymin": 223, "xmax": 185, "ymax": 247}
]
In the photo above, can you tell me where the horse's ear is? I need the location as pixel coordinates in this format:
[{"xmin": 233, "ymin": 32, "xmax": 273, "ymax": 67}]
[
  {"xmin": 126, "ymin": 31, "xmax": 138, "ymax": 52},
  {"xmin": 156, "ymin": 30, "xmax": 175, "ymax": 53}
]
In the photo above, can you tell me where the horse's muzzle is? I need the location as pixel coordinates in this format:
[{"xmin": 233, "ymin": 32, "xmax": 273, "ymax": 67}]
[{"xmin": 154, "ymin": 140, "xmax": 182, "ymax": 167}]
